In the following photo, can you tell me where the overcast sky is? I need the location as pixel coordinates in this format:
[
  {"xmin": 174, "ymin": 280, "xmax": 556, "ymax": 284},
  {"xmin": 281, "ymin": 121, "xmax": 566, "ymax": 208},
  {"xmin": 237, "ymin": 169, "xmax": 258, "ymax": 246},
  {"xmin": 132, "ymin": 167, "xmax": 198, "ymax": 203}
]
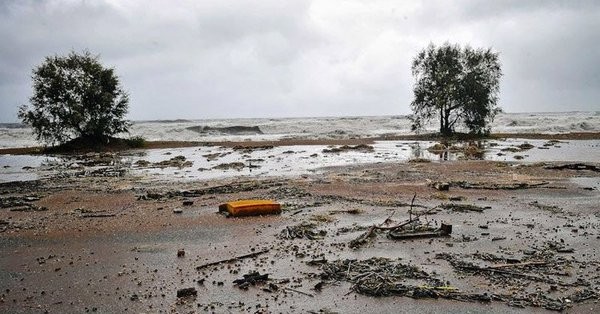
[{"xmin": 1, "ymin": 0, "xmax": 599, "ymax": 122}]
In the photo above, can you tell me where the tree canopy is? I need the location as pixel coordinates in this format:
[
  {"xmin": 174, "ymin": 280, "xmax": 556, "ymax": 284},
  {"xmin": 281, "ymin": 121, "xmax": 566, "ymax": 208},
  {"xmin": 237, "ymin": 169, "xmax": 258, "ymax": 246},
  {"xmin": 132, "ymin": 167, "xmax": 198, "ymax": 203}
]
[
  {"xmin": 410, "ymin": 43, "xmax": 502, "ymax": 136},
  {"xmin": 18, "ymin": 51, "xmax": 130, "ymax": 146}
]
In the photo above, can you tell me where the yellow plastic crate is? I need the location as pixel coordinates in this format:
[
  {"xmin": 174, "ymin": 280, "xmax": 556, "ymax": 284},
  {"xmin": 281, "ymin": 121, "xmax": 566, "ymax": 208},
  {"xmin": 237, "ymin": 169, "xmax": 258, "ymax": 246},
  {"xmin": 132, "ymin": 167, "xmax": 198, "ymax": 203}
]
[{"xmin": 219, "ymin": 200, "xmax": 282, "ymax": 217}]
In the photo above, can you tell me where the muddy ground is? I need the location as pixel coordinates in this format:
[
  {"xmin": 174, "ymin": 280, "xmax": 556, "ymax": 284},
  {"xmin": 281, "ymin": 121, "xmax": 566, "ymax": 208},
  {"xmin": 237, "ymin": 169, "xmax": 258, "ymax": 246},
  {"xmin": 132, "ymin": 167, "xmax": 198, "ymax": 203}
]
[{"xmin": 1, "ymin": 151, "xmax": 599, "ymax": 313}]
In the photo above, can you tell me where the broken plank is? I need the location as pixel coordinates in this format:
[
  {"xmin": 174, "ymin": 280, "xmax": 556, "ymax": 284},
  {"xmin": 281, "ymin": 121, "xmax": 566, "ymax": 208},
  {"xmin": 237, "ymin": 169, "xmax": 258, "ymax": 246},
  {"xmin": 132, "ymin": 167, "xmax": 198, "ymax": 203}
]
[
  {"xmin": 196, "ymin": 249, "xmax": 269, "ymax": 271},
  {"xmin": 284, "ymin": 287, "xmax": 314, "ymax": 297},
  {"xmin": 80, "ymin": 213, "xmax": 116, "ymax": 218}
]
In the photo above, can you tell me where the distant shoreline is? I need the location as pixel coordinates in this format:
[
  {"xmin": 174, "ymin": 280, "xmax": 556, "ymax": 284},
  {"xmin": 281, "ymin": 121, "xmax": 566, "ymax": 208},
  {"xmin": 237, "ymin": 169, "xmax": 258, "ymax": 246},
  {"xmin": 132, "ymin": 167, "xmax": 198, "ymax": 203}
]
[{"xmin": 1, "ymin": 132, "xmax": 599, "ymax": 155}]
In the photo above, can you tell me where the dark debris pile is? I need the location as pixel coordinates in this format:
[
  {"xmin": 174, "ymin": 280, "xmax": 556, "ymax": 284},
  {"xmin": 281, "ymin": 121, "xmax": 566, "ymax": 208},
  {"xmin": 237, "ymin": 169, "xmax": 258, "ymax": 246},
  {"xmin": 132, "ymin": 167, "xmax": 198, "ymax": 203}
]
[
  {"xmin": 314, "ymin": 255, "xmax": 599, "ymax": 311},
  {"xmin": 233, "ymin": 271, "xmax": 270, "ymax": 290},
  {"xmin": 317, "ymin": 258, "xmax": 443, "ymax": 297},
  {"xmin": 138, "ymin": 180, "xmax": 284, "ymax": 200},
  {"xmin": 0, "ymin": 195, "xmax": 46, "ymax": 212},
  {"xmin": 436, "ymin": 252, "xmax": 599, "ymax": 311}
]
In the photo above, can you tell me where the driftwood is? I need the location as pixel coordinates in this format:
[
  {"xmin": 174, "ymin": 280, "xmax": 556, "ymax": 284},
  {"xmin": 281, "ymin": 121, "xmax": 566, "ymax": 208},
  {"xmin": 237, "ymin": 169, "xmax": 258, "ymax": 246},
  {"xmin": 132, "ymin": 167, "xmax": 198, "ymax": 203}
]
[
  {"xmin": 349, "ymin": 210, "xmax": 397, "ymax": 248},
  {"xmin": 388, "ymin": 223, "xmax": 452, "ymax": 240},
  {"xmin": 196, "ymin": 249, "xmax": 269, "ymax": 270},
  {"xmin": 442, "ymin": 203, "xmax": 490, "ymax": 213},
  {"xmin": 376, "ymin": 206, "xmax": 440, "ymax": 231},
  {"xmin": 80, "ymin": 213, "xmax": 116, "ymax": 218},
  {"xmin": 349, "ymin": 196, "xmax": 441, "ymax": 248},
  {"xmin": 284, "ymin": 287, "xmax": 315, "ymax": 297}
]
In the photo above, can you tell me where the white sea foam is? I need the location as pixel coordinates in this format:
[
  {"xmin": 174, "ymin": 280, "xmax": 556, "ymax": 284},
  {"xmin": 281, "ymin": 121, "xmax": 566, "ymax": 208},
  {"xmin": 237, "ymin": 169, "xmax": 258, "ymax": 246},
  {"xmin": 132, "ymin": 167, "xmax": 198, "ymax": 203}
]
[{"xmin": 1, "ymin": 111, "xmax": 599, "ymax": 148}]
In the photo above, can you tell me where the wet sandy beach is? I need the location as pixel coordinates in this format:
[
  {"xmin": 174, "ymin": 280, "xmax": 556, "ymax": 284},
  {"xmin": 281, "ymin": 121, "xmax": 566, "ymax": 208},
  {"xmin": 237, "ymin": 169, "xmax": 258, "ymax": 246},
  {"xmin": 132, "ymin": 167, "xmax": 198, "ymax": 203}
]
[{"xmin": 1, "ymin": 138, "xmax": 599, "ymax": 313}]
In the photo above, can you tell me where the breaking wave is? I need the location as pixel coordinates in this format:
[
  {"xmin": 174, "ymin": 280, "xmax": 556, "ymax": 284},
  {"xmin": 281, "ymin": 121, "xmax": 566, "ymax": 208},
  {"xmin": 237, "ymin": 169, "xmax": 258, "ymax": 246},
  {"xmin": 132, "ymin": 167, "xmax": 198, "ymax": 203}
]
[{"xmin": 1, "ymin": 111, "xmax": 599, "ymax": 148}]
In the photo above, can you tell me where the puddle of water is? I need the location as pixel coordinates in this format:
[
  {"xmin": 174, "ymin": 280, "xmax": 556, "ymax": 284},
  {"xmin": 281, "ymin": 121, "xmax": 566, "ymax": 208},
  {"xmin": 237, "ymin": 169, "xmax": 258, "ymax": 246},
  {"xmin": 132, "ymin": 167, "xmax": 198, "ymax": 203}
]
[
  {"xmin": 483, "ymin": 139, "xmax": 600, "ymax": 162},
  {"xmin": 1, "ymin": 139, "xmax": 598, "ymax": 183},
  {"xmin": 0, "ymin": 154, "xmax": 63, "ymax": 183},
  {"xmin": 570, "ymin": 177, "xmax": 600, "ymax": 190}
]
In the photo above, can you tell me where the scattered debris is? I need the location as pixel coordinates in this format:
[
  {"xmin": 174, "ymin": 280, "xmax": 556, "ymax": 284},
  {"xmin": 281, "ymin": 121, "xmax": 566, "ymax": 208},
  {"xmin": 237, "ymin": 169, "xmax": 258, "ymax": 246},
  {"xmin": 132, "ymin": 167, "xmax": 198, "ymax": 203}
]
[
  {"xmin": 317, "ymin": 258, "xmax": 442, "ymax": 297},
  {"xmin": 262, "ymin": 282, "xmax": 280, "ymax": 293},
  {"xmin": 310, "ymin": 213, "xmax": 336, "ymax": 223},
  {"xmin": 0, "ymin": 195, "xmax": 46, "ymax": 212},
  {"xmin": 529, "ymin": 201, "xmax": 562, "ymax": 213},
  {"xmin": 278, "ymin": 222, "xmax": 327, "ymax": 240},
  {"xmin": 155, "ymin": 155, "xmax": 193, "ymax": 168},
  {"xmin": 232, "ymin": 145, "xmax": 273, "ymax": 153},
  {"xmin": 408, "ymin": 158, "xmax": 431, "ymax": 163},
  {"xmin": 435, "ymin": 252, "xmax": 596, "ymax": 310},
  {"xmin": 543, "ymin": 163, "xmax": 600, "ymax": 172},
  {"xmin": 8, "ymin": 205, "xmax": 48, "ymax": 212},
  {"xmin": 212, "ymin": 162, "xmax": 246, "ymax": 171},
  {"xmin": 138, "ymin": 180, "xmax": 282, "ymax": 200},
  {"xmin": 429, "ymin": 181, "xmax": 450, "ymax": 191},
  {"xmin": 233, "ymin": 271, "xmax": 269, "ymax": 289},
  {"xmin": 542, "ymin": 241, "xmax": 575, "ymax": 254},
  {"xmin": 441, "ymin": 203, "xmax": 490, "ymax": 213},
  {"xmin": 454, "ymin": 181, "xmax": 549, "ymax": 190},
  {"xmin": 322, "ymin": 144, "xmax": 374, "ymax": 153},
  {"xmin": 328, "ymin": 208, "xmax": 363, "ymax": 215}
]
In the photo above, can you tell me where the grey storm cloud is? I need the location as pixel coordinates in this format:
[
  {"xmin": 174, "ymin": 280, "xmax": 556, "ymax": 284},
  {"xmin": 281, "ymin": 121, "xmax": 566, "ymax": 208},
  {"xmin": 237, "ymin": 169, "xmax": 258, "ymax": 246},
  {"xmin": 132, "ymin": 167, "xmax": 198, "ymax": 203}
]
[{"xmin": 0, "ymin": 0, "xmax": 599, "ymax": 122}]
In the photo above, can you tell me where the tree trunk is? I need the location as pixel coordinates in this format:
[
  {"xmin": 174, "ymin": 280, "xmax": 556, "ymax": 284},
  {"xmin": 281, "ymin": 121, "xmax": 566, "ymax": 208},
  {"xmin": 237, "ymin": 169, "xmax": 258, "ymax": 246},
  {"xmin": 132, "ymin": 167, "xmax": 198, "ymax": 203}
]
[
  {"xmin": 439, "ymin": 106, "xmax": 452, "ymax": 136},
  {"xmin": 439, "ymin": 107, "xmax": 444, "ymax": 134},
  {"xmin": 443, "ymin": 109, "xmax": 451, "ymax": 136}
]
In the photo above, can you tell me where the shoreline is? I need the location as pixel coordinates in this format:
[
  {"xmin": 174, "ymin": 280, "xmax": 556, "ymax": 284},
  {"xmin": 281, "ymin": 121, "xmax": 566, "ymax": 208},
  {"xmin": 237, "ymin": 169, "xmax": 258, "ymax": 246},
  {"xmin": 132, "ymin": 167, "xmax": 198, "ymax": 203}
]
[{"xmin": 1, "ymin": 131, "xmax": 600, "ymax": 155}]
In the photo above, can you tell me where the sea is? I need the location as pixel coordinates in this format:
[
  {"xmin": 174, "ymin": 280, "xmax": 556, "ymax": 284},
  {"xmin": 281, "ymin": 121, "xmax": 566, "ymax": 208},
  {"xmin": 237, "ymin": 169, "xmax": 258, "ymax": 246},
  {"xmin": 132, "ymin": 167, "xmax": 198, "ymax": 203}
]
[
  {"xmin": 1, "ymin": 111, "xmax": 599, "ymax": 183},
  {"xmin": 1, "ymin": 111, "xmax": 599, "ymax": 149}
]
